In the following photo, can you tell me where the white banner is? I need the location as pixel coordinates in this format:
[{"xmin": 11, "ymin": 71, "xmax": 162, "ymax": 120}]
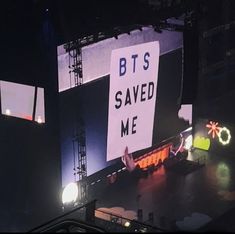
[{"xmin": 107, "ymin": 41, "xmax": 160, "ymax": 161}]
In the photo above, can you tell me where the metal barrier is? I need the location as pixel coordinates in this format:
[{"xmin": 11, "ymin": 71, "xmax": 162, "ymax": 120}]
[
  {"xmin": 30, "ymin": 219, "xmax": 106, "ymax": 233},
  {"xmin": 28, "ymin": 200, "xmax": 106, "ymax": 233},
  {"xmin": 95, "ymin": 209, "xmax": 167, "ymax": 232}
]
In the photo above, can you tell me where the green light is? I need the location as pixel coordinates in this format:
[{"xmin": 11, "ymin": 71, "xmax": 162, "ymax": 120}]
[
  {"xmin": 216, "ymin": 162, "xmax": 230, "ymax": 189},
  {"xmin": 193, "ymin": 136, "xmax": 210, "ymax": 151}
]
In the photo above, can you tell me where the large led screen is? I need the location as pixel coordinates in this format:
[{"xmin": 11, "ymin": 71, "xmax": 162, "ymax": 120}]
[
  {"xmin": 59, "ymin": 31, "xmax": 191, "ymax": 187},
  {"xmin": 57, "ymin": 26, "xmax": 182, "ymax": 92}
]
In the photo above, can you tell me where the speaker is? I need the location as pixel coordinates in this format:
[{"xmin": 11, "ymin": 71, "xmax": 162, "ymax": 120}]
[{"xmin": 181, "ymin": 13, "xmax": 198, "ymax": 104}]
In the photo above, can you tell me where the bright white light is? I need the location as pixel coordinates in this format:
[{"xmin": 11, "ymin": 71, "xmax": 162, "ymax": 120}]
[
  {"xmin": 182, "ymin": 126, "xmax": 193, "ymax": 133},
  {"xmin": 218, "ymin": 127, "xmax": 231, "ymax": 145},
  {"xmin": 5, "ymin": 109, "xmax": 11, "ymax": 115},
  {"xmin": 124, "ymin": 221, "xmax": 131, "ymax": 227},
  {"xmin": 184, "ymin": 135, "xmax": 193, "ymax": 150},
  {"xmin": 37, "ymin": 116, "xmax": 42, "ymax": 124},
  {"xmin": 62, "ymin": 182, "xmax": 78, "ymax": 204}
]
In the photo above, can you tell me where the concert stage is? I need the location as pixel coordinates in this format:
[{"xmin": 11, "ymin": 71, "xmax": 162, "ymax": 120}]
[{"xmin": 90, "ymin": 149, "xmax": 235, "ymax": 231}]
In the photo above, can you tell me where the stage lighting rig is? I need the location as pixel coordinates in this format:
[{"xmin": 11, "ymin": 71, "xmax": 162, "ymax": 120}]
[{"xmin": 64, "ymin": 40, "xmax": 83, "ymax": 86}]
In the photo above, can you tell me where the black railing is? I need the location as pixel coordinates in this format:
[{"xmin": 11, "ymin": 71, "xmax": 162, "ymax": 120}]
[
  {"xmin": 28, "ymin": 200, "xmax": 105, "ymax": 233},
  {"xmin": 30, "ymin": 219, "xmax": 106, "ymax": 233},
  {"xmin": 95, "ymin": 209, "xmax": 167, "ymax": 232}
]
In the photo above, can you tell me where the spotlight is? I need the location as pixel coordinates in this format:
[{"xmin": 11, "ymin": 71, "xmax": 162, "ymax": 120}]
[
  {"xmin": 5, "ymin": 109, "xmax": 11, "ymax": 116},
  {"xmin": 36, "ymin": 116, "xmax": 42, "ymax": 124},
  {"xmin": 62, "ymin": 182, "xmax": 78, "ymax": 204},
  {"xmin": 124, "ymin": 221, "xmax": 131, "ymax": 227}
]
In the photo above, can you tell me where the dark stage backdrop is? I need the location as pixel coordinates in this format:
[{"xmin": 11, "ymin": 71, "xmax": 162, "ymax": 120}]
[{"xmin": 60, "ymin": 48, "xmax": 190, "ymax": 187}]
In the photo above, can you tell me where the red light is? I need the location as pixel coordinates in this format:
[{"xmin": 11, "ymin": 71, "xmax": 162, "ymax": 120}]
[{"xmin": 23, "ymin": 115, "xmax": 33, "ymax": 121}]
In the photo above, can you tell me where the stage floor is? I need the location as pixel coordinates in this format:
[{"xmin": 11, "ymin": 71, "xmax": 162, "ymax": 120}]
[{"xmin": 93, "ymin": 149, "xmax": 235, "ymax": 231}]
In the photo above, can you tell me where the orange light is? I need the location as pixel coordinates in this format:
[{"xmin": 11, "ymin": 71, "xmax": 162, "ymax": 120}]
[
  {"xmin": 147, "ymin": 156, "xmax": 152, "ymax": 165},
  {"xmin": 135, "ymin": 144, "xmax": 171, "ymax": 169},
  {"xmin": 143, "ymin": 158, "xmax": 148, "ymax": 168},
  {"xmin": 152, "ymin": 153, "xmax": 157, "ymax": 164}
]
